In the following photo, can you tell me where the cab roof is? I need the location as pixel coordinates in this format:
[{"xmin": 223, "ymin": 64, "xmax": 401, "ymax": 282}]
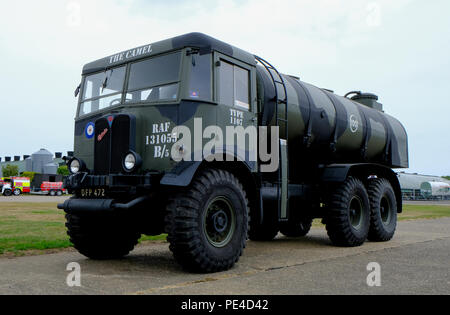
[{"xmin": 82, "ymin": 32, "xmax": 257, "ymax": 75}]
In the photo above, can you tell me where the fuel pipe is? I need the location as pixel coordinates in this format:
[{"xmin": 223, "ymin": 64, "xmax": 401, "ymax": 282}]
[{"xmin": 57, "ymin": 195, "xmax": 151, "ymax": 214}]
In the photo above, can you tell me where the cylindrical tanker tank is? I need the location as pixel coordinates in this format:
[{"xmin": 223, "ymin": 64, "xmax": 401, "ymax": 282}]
[{"xmin": 256, "ymin": 65, "xmax": 409, "ymax": 170}]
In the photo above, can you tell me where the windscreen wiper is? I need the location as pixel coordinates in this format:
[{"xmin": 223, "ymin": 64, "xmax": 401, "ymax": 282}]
[
  {"xmin": 101, "ymin": 69, "xmax": 113, "ymax": 93},
  {"xmin": 101, "ymin": 76, "xmax": 108, "ymax": 93}
]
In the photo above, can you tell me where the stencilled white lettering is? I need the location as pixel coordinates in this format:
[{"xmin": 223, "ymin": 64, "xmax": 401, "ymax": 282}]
[
  {"xmin": 109, "ymin": 45, "xmax": 153, "ymax": 64},
  {"xmin": 230, "ymin": 109, "xmax": 244, "ymax": 126},
  {"xmin": 147, "ymin": 122, "xmax": 176, "ymax": 158}
]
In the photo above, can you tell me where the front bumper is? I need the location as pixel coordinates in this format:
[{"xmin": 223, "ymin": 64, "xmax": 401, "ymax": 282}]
[{"xmin": 59, "ymin": 173, "xmax": 160, "ymax": 214}]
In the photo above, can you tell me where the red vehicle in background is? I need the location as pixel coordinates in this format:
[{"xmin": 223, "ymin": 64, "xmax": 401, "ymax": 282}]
[
  {"xmin": 40, "ymin": 182, "xmax": 66, "ymax": 196},
  {"xmin": 1, "ymin": 177, "xmax": 31, "ymax": 196}
]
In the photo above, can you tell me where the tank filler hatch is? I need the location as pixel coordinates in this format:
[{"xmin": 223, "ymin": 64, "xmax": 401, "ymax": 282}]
[{"xmin": 345, "ymin": 91, "xmax": 384, "ymax": 112}]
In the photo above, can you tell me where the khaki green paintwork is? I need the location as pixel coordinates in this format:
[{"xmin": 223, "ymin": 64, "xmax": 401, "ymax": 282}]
[{"xmin": 72, "ymin": 32, "xmax": 408, "ymax": 182}]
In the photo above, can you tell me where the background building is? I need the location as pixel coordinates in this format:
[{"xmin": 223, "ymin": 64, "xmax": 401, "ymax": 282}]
[
  {"xmin": 398, "ymin": 172, "xmax": 450, "ymax": 200},
  {"xmin": 0, "ymin": 149, "xmax": 73, "ymax": 189}
]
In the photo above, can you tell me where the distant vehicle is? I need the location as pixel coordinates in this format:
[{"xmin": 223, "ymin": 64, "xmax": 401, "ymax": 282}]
[
  {"xmin": 6, "ymin": 177, "xmax": 31, "ymax": 196},
  {"xmin": 40, "ymin": 182, "xmax": 66, "ymax": 196},
  {"xmin": 420, "ymin": 181, "xmax": 450, "ymax": 200},
  {"xmin": 1, "ymin": 183, "xmax": 13, "ymax": 196}
]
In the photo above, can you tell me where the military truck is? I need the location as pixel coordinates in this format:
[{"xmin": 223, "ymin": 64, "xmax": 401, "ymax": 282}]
[{"xmin": 58, "ymin": 33, "xmax": 408, "ymax": 273}]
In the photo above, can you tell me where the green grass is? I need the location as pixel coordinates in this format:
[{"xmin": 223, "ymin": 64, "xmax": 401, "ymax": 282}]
[
  {"xmin": 399, "ymin": 204, "xmax": 450, "ymax": 221},
  {"xmin": 0, "ymin": 202, "xmax": 166, "ymax": 256},
  {"xmin": 0, "ymin": 202, "xmax": 449, "ymax": 256}
]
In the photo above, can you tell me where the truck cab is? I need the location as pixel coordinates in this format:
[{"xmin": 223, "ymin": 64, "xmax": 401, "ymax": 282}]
[{"xmin": 70, "ymin": 33, "xmax": 258, "ymax": 183}]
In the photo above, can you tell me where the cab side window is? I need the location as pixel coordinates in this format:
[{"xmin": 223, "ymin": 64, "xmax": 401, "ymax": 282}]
[
  {"xmin": 189, "ymin": 53, "xmax": 212, "ymax": 101},
  {"xmin": 219, "ymin": 61, "xmax": 250, "ymax": 110}
]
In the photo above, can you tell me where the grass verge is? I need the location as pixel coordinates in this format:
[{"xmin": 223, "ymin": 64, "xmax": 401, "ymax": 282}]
[
  {"xmin": 0, "ymin": 202, "xmax": 449, "ymax": 257},
  {"xmin": 0, "ymin": 202, "xmax": 165, "ymax": 257}
]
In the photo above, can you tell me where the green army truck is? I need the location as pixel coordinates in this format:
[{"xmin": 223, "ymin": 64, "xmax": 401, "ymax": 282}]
[{"xmin": 58, "ymin": 33, "xmax": 408, "ymax": 273}]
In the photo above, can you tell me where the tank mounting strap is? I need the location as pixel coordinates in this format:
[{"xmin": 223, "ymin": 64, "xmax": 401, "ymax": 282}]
[
  {"xmin": 356, "ymin": 106, "xmax": 371, "ymax": 160},
  {"xmin": 323, "ymin": 90, "xmax": 347, "ymax": 153},
  {"xmin": 377, "ymin": 111, "xmax": 393, "ymax": 162},
  {"xmin": 292, "ymin": 80, "xmax": 316, "ymax": 148}
]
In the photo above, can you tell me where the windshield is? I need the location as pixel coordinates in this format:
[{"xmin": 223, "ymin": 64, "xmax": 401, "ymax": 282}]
[
  {"xmin": 78, "ymin": 51, "xmax": 182, "ymax": 117},
  {"xmin": 125, "ymin": 51, "xmax": 181, "ymax": 103},
  {"xmin": 79, "ymin": 66, "xmax": 126, "ymax": 116}
]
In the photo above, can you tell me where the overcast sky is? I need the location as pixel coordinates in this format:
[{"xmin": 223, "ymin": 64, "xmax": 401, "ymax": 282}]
[{"xmin": 0, "ymin": 0, "xmax": 449, "ymax": 176}]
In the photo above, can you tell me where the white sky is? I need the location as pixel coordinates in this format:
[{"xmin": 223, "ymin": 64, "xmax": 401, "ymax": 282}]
[{"xmin": 0, "ymin": 0, "xmax": 449, "ymax": 176}]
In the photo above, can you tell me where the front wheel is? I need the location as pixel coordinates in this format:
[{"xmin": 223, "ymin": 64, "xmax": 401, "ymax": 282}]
[
  {"xmin": 165, "ymin": 169, "xmax": 248, "ymax": 273},
  {"xmin": 325, "ymin": 177, "xmax": 370, "ymax": 247},
  {"xmin": 13, "ymin": 189, "xmax": 22, "ymax": 196},
  {"xmin": 65, "ymin": 213, "xmax": 141, "ymax": 259}
]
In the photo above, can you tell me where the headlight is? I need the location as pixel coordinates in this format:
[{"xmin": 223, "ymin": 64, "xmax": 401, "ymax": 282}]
[
  {"xmin": 68, "ymin": 158, "xmax": 85, "ymax": 174},
  {"xmin": 123, "ymin": 151, "xmax": 142, "ymax": 172}
]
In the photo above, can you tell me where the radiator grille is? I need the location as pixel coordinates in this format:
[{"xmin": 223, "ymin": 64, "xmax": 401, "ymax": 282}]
[
  {"xmin": 94, "ymin": 115, "xmax": 134, "ymax": 175},
  {"xmin": 94, "ymin": 118, "xmax": 111, "ymax": 175},
  {"xmin": 111, "ymin": 115, "xmax": 131, "ymax": 173}
]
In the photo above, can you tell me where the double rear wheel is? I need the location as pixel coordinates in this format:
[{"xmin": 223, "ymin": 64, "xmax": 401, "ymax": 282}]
[{"xmin": 325, "ymin": 176, "xmax": 397, "ymax": 247}]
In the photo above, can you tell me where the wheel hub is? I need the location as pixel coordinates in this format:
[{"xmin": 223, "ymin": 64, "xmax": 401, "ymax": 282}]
[
  {"xmin": 380, "ymin": 196, "xmax": 392, "ymax": 225},
  {"xmin": 212, "ymin": 210, "xmax": 228, "ymax": 233},
  {"xmin": 349, "ymin": 196, "xmax": 363, "ymax": 230},
  {"xmin": 204, "ymin": 197, "xmax": 236, "ymax": 248}
]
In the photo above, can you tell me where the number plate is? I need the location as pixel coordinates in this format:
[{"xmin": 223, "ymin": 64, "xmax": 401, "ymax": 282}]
[{"xmin": 80, "ymin": 188, "xmax": 106, "ymax": 198}]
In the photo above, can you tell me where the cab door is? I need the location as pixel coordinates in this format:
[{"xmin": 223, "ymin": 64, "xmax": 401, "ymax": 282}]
[{"xmin": 213, "ymin": 52, "xmax": 258, "ymax": 171}]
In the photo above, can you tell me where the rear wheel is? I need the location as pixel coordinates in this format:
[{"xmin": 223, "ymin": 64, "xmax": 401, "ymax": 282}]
[
  {"xmin": 13, "ymin": 189, "xmax": 21, "ymax": 196},
  {"xmin": 49, "ymin": 190, "xmax": 56, "ymax": 196},
  {"xmin": 65, "ymin": 213, "xmax": 141, "ymax": 259},
  {"xmin": 367, "ymin": 178, "xmax": 397, "ymax": 242},
  {"xmin": 56, "ymin": 190, "xmax": 63, "ymax": 196},
  {"xmin": 165, "ymin": 168, "xmax": 248, "ymax": 273},
  {"xmin": 325, "ymin": 177, "xmax": 370, "ymax": 247}
]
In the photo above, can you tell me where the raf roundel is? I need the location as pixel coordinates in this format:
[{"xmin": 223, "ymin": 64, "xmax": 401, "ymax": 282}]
[{"xmin": 85, "ymin": 122, "xmax": 95, "ymax": 139}]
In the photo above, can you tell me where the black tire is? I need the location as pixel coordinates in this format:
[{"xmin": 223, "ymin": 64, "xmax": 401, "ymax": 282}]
[
  {"xmin": 13, "ymin": 189, "xmax": 21, "ymax": 196},
  {"xmin": 280, "ymin": 218, "xmax": 313, "ymax": 237},
  {"xmin": 165, "ymin": 168, "xmax": 248, "ymax": 273},
  {"xmin": 49, "ymin": 190, "xmax": 56, "ymax": 196},
  {"xmin": 56, "ymin": 190, "xmax": 63, "ymax": 196},
  {"xmin": 3, "ymin": 189, "xmax": 12, "ymax": 197},
  {"xmin": 325, "ymin": 177, "xmax": 370, "ymax": 247},
  {"xmin": 65, "ymin": 213, "xmax": 141, "ymax": 260},
  {"xmin": 367, "ymin": 178, "xmax": 397, "ymax": 242}
]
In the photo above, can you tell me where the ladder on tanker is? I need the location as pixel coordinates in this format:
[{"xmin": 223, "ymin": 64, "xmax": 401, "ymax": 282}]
[{"xmin": 255, "ymin": 56, "xmax": 289, "ymax": 221}]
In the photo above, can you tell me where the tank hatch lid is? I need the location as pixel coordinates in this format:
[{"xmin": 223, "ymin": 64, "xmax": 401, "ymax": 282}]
[{"xmin": 346, "ymin": 91, "xmax": 383, "ymax": 112}]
